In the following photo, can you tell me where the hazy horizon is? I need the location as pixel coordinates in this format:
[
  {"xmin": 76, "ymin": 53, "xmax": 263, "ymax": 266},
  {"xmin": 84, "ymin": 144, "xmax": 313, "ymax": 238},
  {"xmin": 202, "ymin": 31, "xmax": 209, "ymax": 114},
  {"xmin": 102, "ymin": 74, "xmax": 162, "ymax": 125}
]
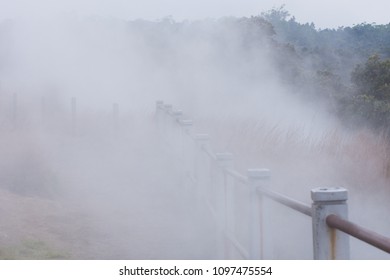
[{"xmin": 0, "ymin": 0, "xmax": 389, "ymax": 29}]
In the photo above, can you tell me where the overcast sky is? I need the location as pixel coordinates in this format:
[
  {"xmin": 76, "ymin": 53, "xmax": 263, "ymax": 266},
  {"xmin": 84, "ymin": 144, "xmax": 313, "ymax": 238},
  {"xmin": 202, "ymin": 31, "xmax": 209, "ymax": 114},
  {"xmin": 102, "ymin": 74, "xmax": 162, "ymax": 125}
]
[{"xmin": 0, "ymin": 0, "xmax": 389, "ymax": 28}]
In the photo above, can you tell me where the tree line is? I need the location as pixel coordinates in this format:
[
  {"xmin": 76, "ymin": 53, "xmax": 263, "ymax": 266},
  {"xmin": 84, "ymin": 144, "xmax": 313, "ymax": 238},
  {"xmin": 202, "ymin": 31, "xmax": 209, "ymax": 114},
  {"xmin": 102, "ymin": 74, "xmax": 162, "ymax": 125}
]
[{"xmin": 260, "ymin": 6, "xmax": 390, "ymax": 131}]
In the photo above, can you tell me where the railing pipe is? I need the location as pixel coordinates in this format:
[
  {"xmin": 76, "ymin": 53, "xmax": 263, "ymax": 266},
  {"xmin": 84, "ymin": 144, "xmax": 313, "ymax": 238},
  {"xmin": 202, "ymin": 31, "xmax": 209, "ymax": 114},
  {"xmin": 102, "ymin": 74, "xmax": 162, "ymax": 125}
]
[
  {"xmin": 258, "ymin": 187, "xmax": 312, "ymax": 217},
  {"xmin": 326, "ymin": 214, "xmax": 390, "ymax": 254}
]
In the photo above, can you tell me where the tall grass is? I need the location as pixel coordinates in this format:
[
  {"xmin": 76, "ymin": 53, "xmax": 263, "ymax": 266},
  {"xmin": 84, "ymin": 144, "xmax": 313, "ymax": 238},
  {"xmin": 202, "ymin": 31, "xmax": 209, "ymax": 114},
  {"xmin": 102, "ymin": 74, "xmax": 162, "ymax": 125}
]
[
  {"xmin": 193, "ymin": 116, "xmax": 390, "ymax": 200},
  {"xmin": 192, "ymin": 116, "xmax": 390, "ymax": 259}
]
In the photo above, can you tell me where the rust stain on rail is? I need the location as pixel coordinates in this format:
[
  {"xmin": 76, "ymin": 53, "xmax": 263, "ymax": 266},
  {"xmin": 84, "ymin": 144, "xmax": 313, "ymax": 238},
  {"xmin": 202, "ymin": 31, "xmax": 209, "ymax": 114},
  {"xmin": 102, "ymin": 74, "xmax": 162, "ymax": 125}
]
[{"xmin": 330, "ymin": 228, "xmax": 336, "ymax": 260}]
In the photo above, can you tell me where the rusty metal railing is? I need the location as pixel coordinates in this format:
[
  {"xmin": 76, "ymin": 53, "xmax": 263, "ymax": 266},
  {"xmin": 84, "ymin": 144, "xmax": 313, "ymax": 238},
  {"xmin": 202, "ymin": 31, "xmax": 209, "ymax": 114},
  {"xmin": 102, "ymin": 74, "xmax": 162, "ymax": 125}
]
[
  {"xmin": 326, "ymin": 214, "xmax": 390, "ymax": 254},
  {"xmin": 156, "ymin": 100, "xmax": 390, "ymax": 260}
]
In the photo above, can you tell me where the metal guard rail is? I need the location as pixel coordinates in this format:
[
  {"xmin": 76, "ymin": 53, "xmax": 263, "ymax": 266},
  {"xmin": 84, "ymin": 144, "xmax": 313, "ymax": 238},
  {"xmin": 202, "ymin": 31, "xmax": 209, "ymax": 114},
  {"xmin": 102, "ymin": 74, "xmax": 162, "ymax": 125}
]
[
  {"xmin": 257, "ymin": 187, "xmax": 312, "ymax": 217},
  {"xmin": 157, "ymin": 100, "xmax": 390, "ymax": 259},
  {"xmin": 326, "ymin": 214, "xmax": 390, "ymax": 254},
  {"xmin": 224, "ymin": 167, "xmax": 311, "ymax": 216}
]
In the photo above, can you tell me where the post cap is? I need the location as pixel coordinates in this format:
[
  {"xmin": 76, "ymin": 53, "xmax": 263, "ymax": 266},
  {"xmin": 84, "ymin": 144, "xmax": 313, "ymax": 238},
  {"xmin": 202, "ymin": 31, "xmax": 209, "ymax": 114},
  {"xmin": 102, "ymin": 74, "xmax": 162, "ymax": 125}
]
[
  {"xmin": 194, "ymin": 134, "xmax": 210, "ymax": 141},
  {"xmin": 179, "ymin": 119, "xmax": 193, "ymax": 126},
  {"xmin": 247, "ymin": 168, "xmax": 271, "ymax": 180},
  {"xmin": 215, "ymin": 152, "xmax": 234, "ymax": 161},
  {"xmin": 172, "ymin": 109, "xmax": 183, "ymax": 115},
  {"xmin": 163, "ymin": 104, "xmax": 172, "ymax": 112},
  {"xmin": 172, "ymin": 110, "xmax": 183, "ymax": 119},
  {"xmin": 311, "ymin": 187, "xmax": 348, "ymax": 202}
]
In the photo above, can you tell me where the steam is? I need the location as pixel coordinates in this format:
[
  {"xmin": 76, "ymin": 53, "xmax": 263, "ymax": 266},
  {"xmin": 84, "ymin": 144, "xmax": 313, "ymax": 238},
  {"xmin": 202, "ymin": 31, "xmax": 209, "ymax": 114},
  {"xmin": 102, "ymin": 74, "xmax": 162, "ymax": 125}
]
[{"xmin": 0, "ymin": 15, "xmax": 388, "ymax": 259}]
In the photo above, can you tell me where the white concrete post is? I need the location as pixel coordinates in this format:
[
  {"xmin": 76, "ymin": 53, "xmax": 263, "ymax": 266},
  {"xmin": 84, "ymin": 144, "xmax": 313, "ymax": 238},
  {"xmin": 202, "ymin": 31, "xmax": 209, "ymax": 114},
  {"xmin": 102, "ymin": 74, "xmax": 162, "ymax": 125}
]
[
  {"xmin": 193, "ymin": 134, "xmax": 210, "ymax": 196},
  {"xmin": 163, "ymin": 104, "xmax": 172, "ymax": 113},
  {"xmin": 112, "ymin": 102, "xmax": 119, "ymax": 133},
  {"xmin": 155, "ymin": 101, "xmax": 164, "ymax": 133},
  {"xmin": 155, "ymin": 100, "xmax": 163, "ymax": 111},
  {"xmin": 162, "ymin": 104, "xmax": 172, "ymax": 143},
  {"xmin": 215, "ymin": 152, "xmax": 234, "ymax": 259},
  {"xmin": 247, "ymin": 169, "xmax": 271, "ymax": 260},
  {"xmin": 112, "ymin": 103, "xmax": 119, "ymax": 119},
  {"xmin": 194, "ymin": 134, "xmax": 213, "ymax": 207},
  {"xmin": 71, "ymin": 97, "xmax": 77, "ymax": 134},
  {"xmin": 311, "ymin": 187, "xmax": 350, "ymax": 260},
  {"xmin": 12, "ymin": 92, "xmax": 18, "ymax": 125},
  {"xmin": 178, "ymin": 119, "xmax": 193, "ymax": 156},
  {"xmin": 172, "ymin": 109, "xmax": 183, "ymax": 122},
  {"xmin": 172, "ymin": 110, "xmax": 183, "ymax": 149},
  {"xmin": 41, "ymin": 96, "xmax": 46, "ymax": 124},
  {"xmin": 178, "ymin": 119, "xmax": 193, "ymax": 189}
]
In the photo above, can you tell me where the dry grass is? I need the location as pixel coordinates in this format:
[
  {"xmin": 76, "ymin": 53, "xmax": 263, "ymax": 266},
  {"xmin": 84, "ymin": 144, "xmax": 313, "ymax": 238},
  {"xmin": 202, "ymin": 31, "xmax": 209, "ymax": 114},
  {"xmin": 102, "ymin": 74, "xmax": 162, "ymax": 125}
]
[
  {"xmin": 190, "ymin": 115, "xmax": 390, "ymax": 259},
  {"xmin": 194, "ymin": 116, "xmax": 390, "ymax": 192}
]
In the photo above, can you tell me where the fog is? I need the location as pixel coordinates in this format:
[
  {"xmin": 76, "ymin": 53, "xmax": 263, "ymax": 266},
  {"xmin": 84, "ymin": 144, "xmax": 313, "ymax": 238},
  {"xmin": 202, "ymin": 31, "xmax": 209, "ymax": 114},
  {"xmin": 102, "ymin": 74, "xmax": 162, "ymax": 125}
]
[
  {"xmin": 0, "ymin": 14, "xmax": 389, "ymax": 259},
  {"xmin": 1, "ymin": 0, "xmax": 390, "ymax": 28}
]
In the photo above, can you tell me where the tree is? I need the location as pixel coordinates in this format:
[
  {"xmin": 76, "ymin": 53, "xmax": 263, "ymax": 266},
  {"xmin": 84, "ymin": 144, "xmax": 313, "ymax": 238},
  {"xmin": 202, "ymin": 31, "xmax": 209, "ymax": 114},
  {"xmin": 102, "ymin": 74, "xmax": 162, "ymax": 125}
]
[{"xmin": 352, "ymin": 54, "xmax": 390, "ymax": 100}]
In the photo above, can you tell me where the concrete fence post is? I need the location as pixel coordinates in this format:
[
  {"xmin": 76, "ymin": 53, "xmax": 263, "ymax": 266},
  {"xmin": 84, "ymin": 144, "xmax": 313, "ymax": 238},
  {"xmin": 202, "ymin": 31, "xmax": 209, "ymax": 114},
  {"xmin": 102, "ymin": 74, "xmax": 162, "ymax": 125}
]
[
  {"xmin": 172, "ymin": 110, "xmax": 184, "ymax": 151},
  {"xmin": 163, "ymin": 104, "xmax": 172, "ymax": 133},
  {"xmin": 155, "ymin": 100, "xmax": 164, "ymax": 133},
  {"xmin": 112, "ymin": 102, "xmax": 119, "ymax": 120},
  {"xmin": 172, "ymin": 109, "xmax": 183, "ymax": 122},
  {"xmin": 12, "ymin": 92, "xmax": 18, "ymax": 125},
  {"xmin": 112, "ymin": 102, "xmax": 119, "ymax": 133},
  {"xmin": 41, "ymin": 96, "xmax": 46, "ymax": 124},
  {"xmin": 178, "ymin": 119, "xmax": 193, "ymax": 189},
  {"xmin": 155, "ymin": 100, "xmax": 163, "ymax": 111},
  {"xmin": 178, "ymin": 119, "xmax": 193, "ymax": 156},
  {"xmin": 160, "ymin": 104, "xmax": 172, "ymax": 144},
  {"xmin": 71, "ymin": 97, "xmax": 77, "ymax": 134},
  {"xmin": 247, "ymin": 169, "xmax": 271, "ymax": 260},
  {"xmin": 311, "ymin": 187, "xmax": 350, "ymax": 260},
  {"xmin": 215, "ymin": 152, "xmax": 234, "ymax": 259},
  {"xmin": 193, "ymin": 134, "xmax": 210, "ymax": 197}
]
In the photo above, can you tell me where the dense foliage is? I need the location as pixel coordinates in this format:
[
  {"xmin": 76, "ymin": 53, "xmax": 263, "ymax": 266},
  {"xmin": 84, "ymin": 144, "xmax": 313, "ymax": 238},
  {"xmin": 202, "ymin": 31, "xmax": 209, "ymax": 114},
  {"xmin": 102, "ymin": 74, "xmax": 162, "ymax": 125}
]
[{"xmin": 258, "ymin": 7, "xmax": 390, "ymax": 131}]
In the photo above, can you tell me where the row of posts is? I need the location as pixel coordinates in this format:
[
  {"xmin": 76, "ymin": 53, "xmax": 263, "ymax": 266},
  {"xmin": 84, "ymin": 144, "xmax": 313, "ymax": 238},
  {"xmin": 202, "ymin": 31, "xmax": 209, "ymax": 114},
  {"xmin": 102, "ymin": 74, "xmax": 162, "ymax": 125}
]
[
  {"xmin": 6, "ymin": 93, "xmax": 120, "ymax": 132},
  {"xmin": 156, "ymin": 100, "xmax": 350, "ymax": 260}
]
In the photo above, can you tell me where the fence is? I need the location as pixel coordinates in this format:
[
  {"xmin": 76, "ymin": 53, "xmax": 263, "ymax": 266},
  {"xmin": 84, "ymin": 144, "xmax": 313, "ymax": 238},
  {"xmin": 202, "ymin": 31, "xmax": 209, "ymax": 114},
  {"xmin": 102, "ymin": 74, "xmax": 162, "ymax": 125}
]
[{"xmin": 156, "ymin": 100, "xmax": 390, "ymax": 260}]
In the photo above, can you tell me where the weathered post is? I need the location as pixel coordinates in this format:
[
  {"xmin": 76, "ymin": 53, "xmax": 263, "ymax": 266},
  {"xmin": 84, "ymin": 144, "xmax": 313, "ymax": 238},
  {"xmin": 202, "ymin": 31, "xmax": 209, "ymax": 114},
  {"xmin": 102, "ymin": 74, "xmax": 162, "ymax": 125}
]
[
  {"xmin": 177, "ymin": 119, "xmax": 193, "ymax": 192},
  {"xmin": 215, "ymin": 152, "xmax": 234, "ymax": 259},
  {"xmin": 194, "ymin": 134, "xmax": 213, "ymax": 210},
  {"xmin": 172, "ymin": 110, "xmax": 183, "ymax": 153},
  {"xmin": 71, "ymin": 97, "xmax": 77, "ymax": 134},
  {"xmin": 178, "ymin": 119, "xmax": 193, "ymax": 158},
  {"xmin": 162, "ymin": 104, "xmax": 173, "ymax": 144},
  {"xmin": 247, "ymin": 168, "xmax": 271, "ymax": 260},
  {"xmin": 159, "ymin": 102, "xmax": 173, "ymax": 148},
  {"xmin": 113, "ymin": 102, "xmax": 119, "ymax": 123},
  {"xmin": 172, "ymin": 109, "xmax": 183, "ymax": 122},
  {"xmin": 311, "ymin": 187, "xmax": 350, "ymax": 259},
  {"xmin": 155, "ymin": 100, "xmax": 164, "ymax": 133},
  {"xmin": 41, "ymin": 96, "xmax": 46, "ymax": 124},
  {"xmin": 155, "ymin": 100, "xmax": 163, "ymax": 112},
  {"xmin": 12, "ymin": 92, "xmax": 18, "ymax": 126},
  {"xmin": 111, "ymin": 102, "xmax": 119, "ymax": 135},
  {"xmin": 193, "ymin": 134, "xmax": 210, "ymax": 194}
]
